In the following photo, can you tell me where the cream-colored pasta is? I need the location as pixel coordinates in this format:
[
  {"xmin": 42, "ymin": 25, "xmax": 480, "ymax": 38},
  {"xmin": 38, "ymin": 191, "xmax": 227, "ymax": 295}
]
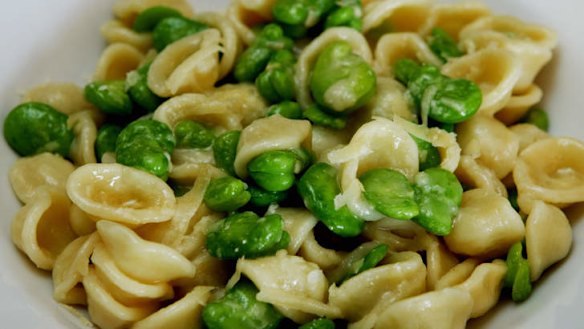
[
  {"xmin": 11, "ymin": 187, "xmax": 77, "ymax": 270},
  {"xmin": 226, "ymin": 0, "xmax": 276, "ymax": 45},
  {"xmin": 8, "ymin": 152, "xmax": 75, "ymax": 204},
  {"xmin": 360, "ymin": 76, "xmax": 417, "ymax": 122},
  {"xmin": 495, "ymin": 84, "xmax": 543, "ymax": 125},
  {"xmin": 513, "ymin": 137, "xmax": 584, "ymax": 214},
  {"xmin": 362, "ymin": 0, "xmax": 432, "ymax": 35},
  {"xmin": 298, "ymin": 230, "xmax": 346, "ymax": 271},
  {"xmin": 418, "ymin": 1, "xmax": 491, "ymax": 39},
  {"xmin": 450, "ymin": 260, "xmax": 506, "ymax": 318},
  {"xmin": 69, "ymin": 204, "xmax": 98, "ymax": 236},
  {"xmin": 370, "ymin": 287, "xmax": 473, "ymax": 329},
  {"xmin": 153, "ymin": 83, "xmax": 268, "ymax": 132},
  {"xmin": 269, "ymin": 207, "xmax": 319, "ymax": 255},
  {"xmin": 441, "ymin": 48, "xmax": 521, "ymax": 116},
  {"xmin": 182, "ymin": 248, "xmax": 231, "ymax": 288},
  {"xmin": 100, "ymin": 20, "xmax": 153, "ymax": 52},
  {"xmin": 525, "ymin": 201, "xmax": 572, "ymax": 281},
  {"xmin": 148, "ymin": 29, "xmax": 222, "ymax": 97},
  {"xmin": 444, "ymin": 188, "xmax": 524, "ymax": 258},
  {"xmin": 83, "ymin": 267, "xmax": 158, "ymax": 329},
  {"xmin": 434, "ymin": 258, "xmax": 481, "ymax": 290},
  {"xmin": 66, "ymin": 163, "xmax": 176, "ymax": 225},
  {"xmin": 234, "ymin": 115, "xmax": 312, "ymax": 178},
  {"xmin": 52, "ymin": 233, "xmax": 99, "ymax": 305},
  {"xmin": 68, "ymin": 110, "xmax": 98, "ymax": 166},
  {"xmin": 329, "ymin": 251, "xmax": 426, "ymax": 323},
  {"xmin": 132, "ymin": 286, "xmax": 214, "ymax": 329},
  {"xmin": 363, "ymin": 217, "xmax": 431, "ymax": 252},
  {"xmin": 425, "ymin": 235, "xmax": 459, "ymax": 290},
  {"xmin": 93, "ymin": 42, "xmax": 145, "ymax": 81},
  {"xmin": 22, "ymin": 82, "xmax": 105, "ymax": 124},
  {"xmin": 455, "ymin": 155, "xmax": 508, "ymax": 197},
  {"xmin": 296, "ymin": 27, "xmax": 373, "ymax": 110},
  {"xmin": 373, "ymin": 33, "xmax": 442, "ymax": 76},
  {"xmin": 92, "ymin": 241, "xmax": 175, "ymax": 305},
  {"xmin": 456, "ymin": 114, "xmax": 519, "ymax": 179},
  {"xmin": 460, "ymin": 15, "xmax": 557, "ymax": 93},
  {"xmin": 236, "ymin": 250, "xmax": 340, "ymax": 323},
  {"xmin": 96, "ymin": 220, "xmax": 196, "ymax": 283},
  {"xmin": 112, "ymin": 0, "xmax": 194, "ymax": 25},
  {"xmin": 509, "ymin": 123, "xmax": 549, "ymax": 153}
]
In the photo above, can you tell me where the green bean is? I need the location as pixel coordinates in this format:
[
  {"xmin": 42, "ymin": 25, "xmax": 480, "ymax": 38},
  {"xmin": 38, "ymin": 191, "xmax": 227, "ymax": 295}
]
[
  {"xmin": 202, "ymin": 280, "xmax": 283, "ymax": 329},
  {"xmin": 152, "ymin": 16, "xmax": 208, "ymax": 51},
  {"xmin": 174, "ymin": 120, "xmax": 214, "ymax": 149},
  {"xmin": 412, "ymin": 167, "xmax": 463, "ymax": 236},
  {"xmin": 521, "ymin": 107, "xmax": 549, "ymax": 131},
  {"xmin": 213, "ymin": 130, "xmax": 241, "ymax": 176},
  {"xmin": 359, "ymin": 168, "xmax": 419, "ymax": 220},
  {"xmin": 299, "ymin": 318, "xmax": 336, "ymax": 329},
  {"xmin": 393, "ymin": 58, "xmax": 421, "ymax": 85},
  {"xmin": 504, "ymin": 242, "xmax": 524, "ymax": 288},
  {"xmin": 503, "ymin": 242, "xmax": 532, "ymax": 302},
  {"xmin": 206, "ymin": 211, "xmax": 290, "ymax": 259},
  {"xmin": 330, "ymin": 242, "xmax": 388, "ymax": 283},
  {"xmin": 424, "ymin": 77, "xmax": 482, "ymax": 124},
  {"xmin": 234, "ymin": 24, "xmax": 294, "ymax": 82},
  {"xmin": 115, "ymin": 119, "xmax": 175, "ymax": 179},
  {"xmin": 132, "ymin": 6, "xmax": 183, "ymax": 32},
  {"xmin": 303, "ymin": 104, "xmax": 348, "ymax": 129},
  {"xmin": 410, "ymin": 134, "xmax": 441, "ymax": 171},
  {"xmin": 95, "ymin": 124, "xmax": 122, "ymax": 161},
  {"xmin": 126, "ymin": 63, "xmax": 165, "ymax": 113},
  {"xmin": 272, "ymin": 0, "xmax": 335, "ymax": 38},
  {"xmin": 255, "ymin": 49, "xmax": 296, "ymax": 103},
  {"xmin": 324, "ymin": 0, "xmax": 363, "ymax": 31},
  {"xmin": 297, "ymin": 162, "xmax": 365, "ymax": 237},
  {"xmin": 204, "ymin": 176, "xmax": 251, "ymax": 212},
  {"xmin": 406, "ymin": 64, "xmax": 444, "ymax": 108},
  {"xmin": 267, "ymin": 101, "xmax": 303, "ymax": 120},
  {"xmin": 247, "ymin": 150, "xmax": 298, "ymax": 192},
  {"xmin": 248, "ymin": 185, "xmax": 289, "ymax": 207},
  {"xmin": 427, "ymin": 27, "xmax": 463, "ymax": 62},
  {"xmin": 84, "ymin": 80, "xmax": 133, "ymax": 116},
  {"xmin": 310, "ymin": 41, "xmax": 376, "ymax": 114},
  {"xmin": 3, "ymin": 102, "xmax": 74, "ymax": 157}
]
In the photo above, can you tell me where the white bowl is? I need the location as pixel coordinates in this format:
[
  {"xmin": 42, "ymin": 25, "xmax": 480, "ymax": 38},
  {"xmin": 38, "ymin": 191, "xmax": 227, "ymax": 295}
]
[{"xmin": 0, "ymin": 0, "xmax": 582, "ymax": 328}]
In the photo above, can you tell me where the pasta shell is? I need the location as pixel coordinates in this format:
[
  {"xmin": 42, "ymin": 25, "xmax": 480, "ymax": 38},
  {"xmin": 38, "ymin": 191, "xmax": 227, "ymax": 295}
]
[
  {"xmin": 94, "ymin": 42, "xmax": 145, "ymax": 81},
  {"xmin": 373, "ymin": 32, "xmax": 442, "ymax": 76}
]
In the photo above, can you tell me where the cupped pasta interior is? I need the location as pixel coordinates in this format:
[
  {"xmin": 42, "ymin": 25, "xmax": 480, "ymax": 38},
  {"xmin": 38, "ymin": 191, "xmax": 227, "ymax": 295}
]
[{"xmin": 66, "ymin": 163, "xmax": 176, "ymax": 225}]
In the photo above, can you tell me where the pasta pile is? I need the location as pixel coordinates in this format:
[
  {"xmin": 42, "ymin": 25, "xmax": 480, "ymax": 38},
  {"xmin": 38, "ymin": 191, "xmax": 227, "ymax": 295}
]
[{"xmin": 5, "ymin": 0, "xmax": 584, "ymax": 328}]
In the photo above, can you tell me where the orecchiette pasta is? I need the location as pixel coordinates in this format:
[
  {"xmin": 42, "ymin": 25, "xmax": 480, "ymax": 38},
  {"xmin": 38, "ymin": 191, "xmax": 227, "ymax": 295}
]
[{"xmin": 93, "ymin": 42, "xmax": 145, "ymax": 81}]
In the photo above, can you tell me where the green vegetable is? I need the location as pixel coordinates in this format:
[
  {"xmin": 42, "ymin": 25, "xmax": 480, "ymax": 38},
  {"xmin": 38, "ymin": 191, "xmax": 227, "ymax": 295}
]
[
  {"xmin": 152, "ymin": 16, "xmax": 208, "ymax": 51},
  {"xmin": 330, "ymin": 242, "xmax": 389, "ymax": 283},
  {"xmin": 84, "ymin": 80, "xmax": 133, "ymax": 115},
  {"xmin": 427, "ymin": 27, "xmax": 463, "ymax": 62},
  {"xmin": 303, "ymin": 104, "xmax": 348, "ymax": 129},
  {"xmin": 393, "ymin": 58, "xmax": 421, "ymax": 85},
  {"xmin": 507, "ymin": 187, "xmax": 520, "ymax": 212},
  {"xmin": 406, "ymin": 64, "xmax": 444, "ymax": 108},
  {"xmin": 324, "ymin": 0, "xmax": 363, "ymax": 31},
  {"xmin": 359, "ymin": 168, "xmax": 419, "ymax": 220},
  {"xmin": 174, "ymin": 120, "xmax": 215, "ymax": 149},
  {"xmin": 267, "ymin": 101, "xmax": 303, "ymax": 120},
  {"xmin": 126, "ymin": 63, "xmax": 165, "ymax": 113},
  {"xmin": 424, "ymin": 77, "xmax": 482, "ymax": 124},
  {"xmin": 3, "ymin": 102, "xmax": 74, "ymax": 157},
  {"xmin": 310, "ymin": 41, "xmax": 376, "ymax": 114},
  {"xmin": 204, "ymin": 176, "xmax": 251, "ymax": 212},
  {"xmin": 132, "ymin": 6, "xmax": 183, "ymax": 32},
  {"xmin": 247, "ymin": 150, "xmax": 298, "ymax": 192},
  {"xmin": 95, "ymin": 124, "xmax": 122, "ymax": 161},
  {"xmin": 213, "ymin": 130, "xmax": 241, "ymax": 176},
  {"xmin": 272, "ymin": 0, "xmax": 335, "ymax": 38},
  {"xmin": 412, "ymin": 167, "xmax": 463, "ymax": 236},
  {"xmin": 248, "ymin": 185, "xmax": 289, "ymax": 207},
  {"xmin": 299, "ymin": 318, "xmax": 336, "ymax": 329},
  {"xmin": 115, "ymin": 119, "xmax": 175, "ymax": 179},
  {"xmin": 504, "ymin": 241, "xmax": 532, "ymax": 302},
  {"xmin": 234, "ymin": 24, "xmax": 294, "ymax": 82},
  {"xmin": 521, "ymin": 107, "xmax": 549, "ymax": 131},
  {"xmin": 410, "ymin": 134, "xmax": 441, "ymax": 171},
  {"xmin": 255, "ymin": 49, "xmax": 296, "ymax": 103},
  {"xmin": 206, "ymin": 211, "xmax": 290, "ymax": 259},
  {"xmin": 202, "ymin": 280, "xmax": 283, "ymax": 329},
  {"xmin": 297, "ymin": 162, "xmax": 365, "ymax": 237}
]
